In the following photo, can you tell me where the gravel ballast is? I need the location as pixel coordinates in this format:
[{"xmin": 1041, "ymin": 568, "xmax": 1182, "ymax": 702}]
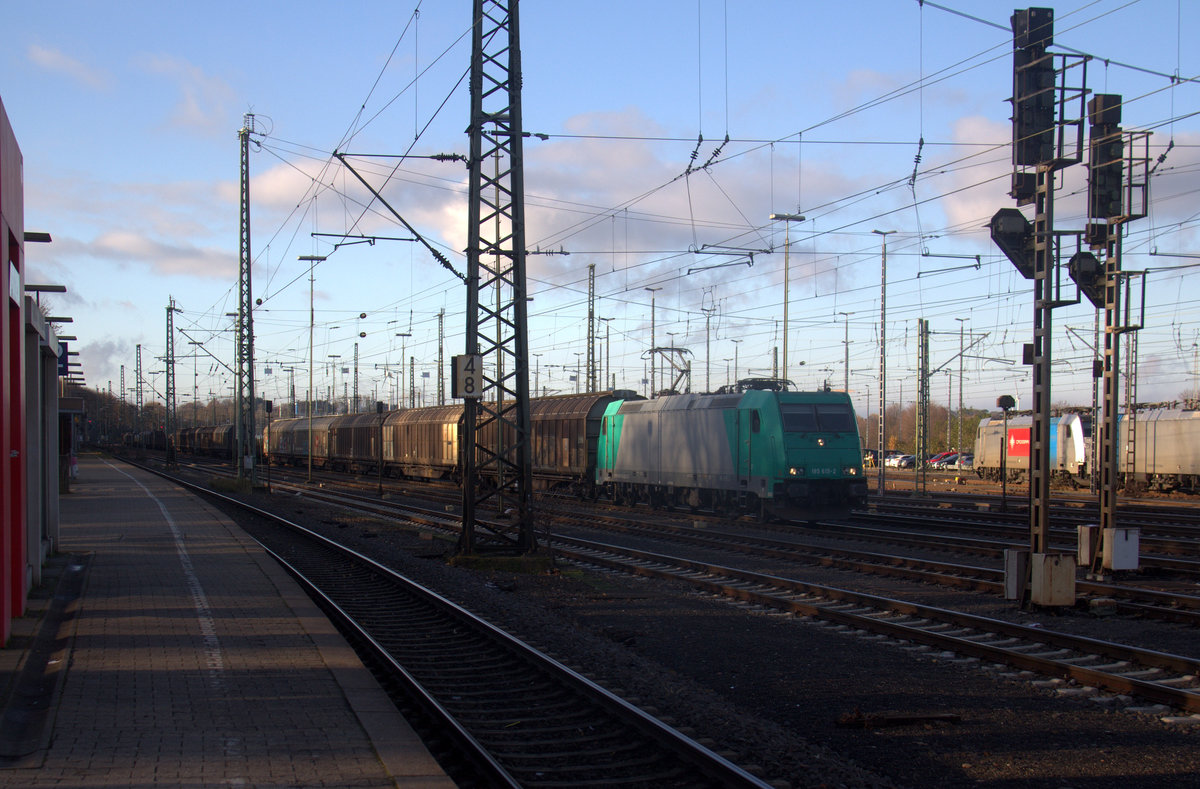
[{"xmin": 256, "ymin": 494, "xmax": 1200, "ymax": 789}]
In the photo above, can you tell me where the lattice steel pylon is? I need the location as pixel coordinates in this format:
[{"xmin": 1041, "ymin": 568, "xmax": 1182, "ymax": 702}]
[
  {"xmin": 438, "ymin": 309, "xmax": 446, "ymax": 406},
  {"xmin": 165, "ymin": 297, "xmax": 178, "ymax": 464},
  {"xmin": 460, "ymin": 0, "xmax": 535, "ymax": 554},
  {"xmin": 135, "ymin": 344, "xmax": 143, "ymax": 436},
  {"xmin": 587, "ymin": 263, "xmax": 596, "ymax": 392},
  {"xmin": 235, "ymin": 113, "xmax": 257, "ymax": 482},
  {"xmin": 915, "ymin": 318, "xmax": 929, "ymax": 494}
]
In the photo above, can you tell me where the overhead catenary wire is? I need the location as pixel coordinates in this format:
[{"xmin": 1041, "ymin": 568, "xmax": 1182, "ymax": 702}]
[{"xmin": 194, "ymin": 1, "xmax": 1198, "ymax": 412}]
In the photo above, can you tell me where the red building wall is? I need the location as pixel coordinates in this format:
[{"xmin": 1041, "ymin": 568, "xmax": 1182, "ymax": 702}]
[{"xmin": 1, "ymin": 94, "xmax": 27, "ymax": 645}]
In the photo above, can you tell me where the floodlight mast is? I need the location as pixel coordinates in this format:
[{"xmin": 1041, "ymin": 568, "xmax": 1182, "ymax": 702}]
[{"xmin": 769, "ymin": 213, "xmax": 805, "ymax": 382}]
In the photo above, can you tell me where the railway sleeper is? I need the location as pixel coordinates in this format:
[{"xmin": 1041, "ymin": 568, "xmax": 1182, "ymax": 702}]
[
  {"xmin": 1108, "ymin": 667, "xmax": 1163, "ymax": 680},
  {"xmin": 1153, "ymin": 676, "xmax": 1199, "ymax": 688},
  {"xmin": 1019, "ymin": 648, "xmax": 1075, "ymax": 659},
  {"xmin": 420, "ymin": 684, "xmax": 565, "ymax": 701},
  {"xmin": 491, "ymin": 731, "xmax": 640, "ymax": 748},
  {"xmin": 492, "ymin": 740, "xmax": 653, "ymax": 763},
  {"xmin": 1090, "ymin": 661, "xmax": 1134, "ymax": 672},
  {"xmin": 972, "ymin": 637, "xmax": 1023, "ymax": 648},
  {"xmin": 927, "ymin": 626, "xmax": 974, "ymax": 637},
  {"xmin": 472, "ymin": 720, "xmax": 627, "ymax": 737},
  {"xmin": 457, "ymin": 707, "xmax": 600, "ymax": 728},
  {"xmin": 452, "ymin": 698, "xmax": 591, "ymax": 719},
  {"xmin": 503, "ymin": 756, "xmax": 679, "ymax": 779}
]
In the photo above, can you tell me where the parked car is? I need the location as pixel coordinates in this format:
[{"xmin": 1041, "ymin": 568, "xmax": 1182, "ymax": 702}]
[
  {"xmin": 951, "ymin": 453, "xmax": 974, "ymax": 470},
  {"xmin": 896, "ymin": 454, "xmax": 916, "ymax": 469},
  {"xmin": 930, "ymin": 453, "xmax": 959, "ymax": 469}
]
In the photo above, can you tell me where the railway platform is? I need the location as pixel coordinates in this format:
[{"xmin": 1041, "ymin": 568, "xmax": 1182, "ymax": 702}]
[{"xmin": 0, "ymin": 453, "xmax": 453, "ymax": 788}]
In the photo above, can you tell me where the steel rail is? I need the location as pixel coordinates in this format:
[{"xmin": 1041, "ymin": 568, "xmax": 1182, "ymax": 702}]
[
  {"xmin": 550, "ymin": 536, "xmax": 1200, "ymax": 714},
  {"xmin": 135, "ymin": 461, "xmax": 775, "ymax": 788},
  {"xmin": 541, "ymin": 502, "xmax": 1200, "ymax": 624}
]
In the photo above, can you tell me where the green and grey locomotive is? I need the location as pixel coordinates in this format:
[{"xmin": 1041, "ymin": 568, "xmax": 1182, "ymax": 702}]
[{"xmin": 596, "ymin": 381, "xmax": 867, "ymax": 520}]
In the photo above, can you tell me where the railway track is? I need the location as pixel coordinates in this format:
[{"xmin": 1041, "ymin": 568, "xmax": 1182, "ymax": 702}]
[
  {"xmin": 872, "ymin": 493, "xmax": 1200, "ymax": 542},
  {"xmin": 135, "ymin": 453, "xmax": 1200, "ymax": 717},
  {"xmin": 550, "ymin": 536, "xmax": 1200, "ymax": 716},
  {"xmin": 838, "ymin": 509, "xmax": 1200, "ymax": 574},
  {"xmin": 166, "ymin": 451, "xmax": 1200, "ymax": 629},
  {"xmin": 539, "ymin": 503, "xmax": 1200, "ymax": 627},
  {"xmin": 228, "ymin": 472, "xmax": 1200, "ymax": 716},
  {"xmin": 156, "ymin": 471, "xmax": 773, "ymax": 788}
]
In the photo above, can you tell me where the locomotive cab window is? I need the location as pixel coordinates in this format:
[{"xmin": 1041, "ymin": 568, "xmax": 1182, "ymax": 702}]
[
  {"xmin": 780, "ymin": 404, "xmax": 817, "ymax": 432},
  {"xmin": 781, "ymin": 403, "xmax": 855, "ymax": 433},
  {"xmin": 752, "ymin": 411, "xmax": 761, "ymax": 433},
  {"xmin": 815, "ymin": 403, "xmax": 855, "ymax": 432}
]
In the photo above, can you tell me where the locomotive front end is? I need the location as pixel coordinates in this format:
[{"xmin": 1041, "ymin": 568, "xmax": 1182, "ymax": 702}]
[{"xmin": 772, "ymin": 391, "xmax": 868, "ymax": 517}]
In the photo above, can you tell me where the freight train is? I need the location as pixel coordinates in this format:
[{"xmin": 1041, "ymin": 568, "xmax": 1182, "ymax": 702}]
[
  {"xmin": 972, "ymin": 405, "xmax": 1200, "ymax": 491},
  {"xmin": 177, "ymin": 383, "xmax": 866, "ymax": 519},
  {"xmin": 263, "ymin": 394, "xmax": 616, "ymax": 495},
  {"xmin": 176, "ymin": 424, "xmax": 236, "ymax": 457}
]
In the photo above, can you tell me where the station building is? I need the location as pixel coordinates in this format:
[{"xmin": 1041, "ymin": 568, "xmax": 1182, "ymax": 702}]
[{"xmin": 2, "ymin": 94, "xmax": 64, "ymax": 644}]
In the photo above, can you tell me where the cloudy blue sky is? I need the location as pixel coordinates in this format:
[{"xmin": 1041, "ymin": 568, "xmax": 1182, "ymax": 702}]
[{"xmin": 4, "ymin": 0, "xmax": 1198, "ymax": 419}]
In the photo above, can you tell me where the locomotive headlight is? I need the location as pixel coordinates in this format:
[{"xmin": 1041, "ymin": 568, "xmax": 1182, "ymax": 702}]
[
  {"xmin": 817, "ymin": 438, "xmax": 825, "ymax": 447},
  {"xmin": 789, "ymin": 466, "xmax": 805, "ymax": 476},
  {"xmin": 843, "ymin": 466, "xmax": 858, "ymax": 476}
]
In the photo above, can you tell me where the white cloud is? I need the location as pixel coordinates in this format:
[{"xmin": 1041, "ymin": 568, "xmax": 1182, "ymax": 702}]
[
  {"xmin": 27, "ymin": 44, "xmax": 110, "ymax": 90},
  {"xmin": 939, "ymin": 115, "xmax": 1016, "ymax": 233},
  {"xmin": 251, "ymin": 160, "xmax": 321, "ymax": 209},
  {"xmin": 89, "ymin": 231, "xmax": 235, "ymax": 279},
  {"xmin": 832, "ymin": 68, "xmax": 906, "ymax": 112},
  {"xmin": 135, "ymin": 54, "xmax": 236, "ymax": 137},
  {"xmin": 25, "ymin": 173, "xmax": 234, "ymax": 276},
  {"xmin": 80, "ymin": 337, "xmax": 136, "ymax": 391}
]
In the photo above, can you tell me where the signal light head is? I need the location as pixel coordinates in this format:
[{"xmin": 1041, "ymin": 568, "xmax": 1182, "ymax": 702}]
[
  {"xmin": 990, "ymin": 208, "xmax": 1035, "ymax": 279},
  {"xmin": 1067, "ymin": 251, "xmax": 1105, "ymax": 309}
]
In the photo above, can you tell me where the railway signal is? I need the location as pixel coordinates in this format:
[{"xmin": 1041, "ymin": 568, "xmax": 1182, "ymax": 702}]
[
  {"xmin": 1067, "ymin": 251, "xmax": 1104, "ymax": 308},
  {"xmin": 989, "ymin": 208, "xmax": 1034, "ymax": 279},
  {"xmin": 1010, "ymin": 7, "xmax": 1055, "ymax": 169},
  {"xmin": 1087, "ymin": 94, "xmax": 1125, "ymax": 226},
  {"xmin": 994, "ymin": 7, "xmax": 1090, "ymax": 607}
]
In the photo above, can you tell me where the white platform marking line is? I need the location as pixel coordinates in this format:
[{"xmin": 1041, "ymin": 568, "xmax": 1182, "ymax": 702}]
[{"xmin": 103, "ymin": 461, "xmax": 245, "ymax": 759}]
